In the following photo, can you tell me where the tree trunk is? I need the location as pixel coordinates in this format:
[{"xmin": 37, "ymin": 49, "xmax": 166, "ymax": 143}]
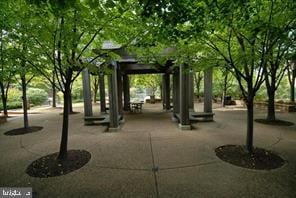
[
  {"xmin": 267, "ymin": 88, "xmax": 276, "ymax": 121},
  {"xmin": 194, "ymin": 72, "xmax": 202, "ymax": 99},
  {"xmin": 52, "ymin": 85, "xmax": 57, "ymax": 107},
  {"xmin": 69, "ymin": 92, "xmax": 73, "ymax": 113},
  {"xmin": 0, "ymin": 83, "xmax": 8, "ymax": 117},
  {"xmin": 265, "ymin": 68, "xmax": 276, "ymax": 121},
  {"xmin": 93, "ymin": 91, "xmax": 97, "ymax": 104},
  {"xmin": 246, "ymin": 99, "xmax": 254, "ymax": 153},
  {"xmin": 93, "ymin": 77, "xmax": 99, "ymax": 103},
  {"xmin": 291, "ymin": 75, "xmax": 295, "ymax": 102},
  {"xmin": 21, "ymin": 76, "xmax": 29, "ymax": 129},
  {"xmin": 288, "ymin": 65, "xmax": 296, "ymax": 102},
  {"xmin": 222, "ymin": 73, "xmax": 228, "ymax": 107},
  {"xmin": 160, "ymin": 84, "xmax": 162, "ymax": 100},
  {"xmin": 58, "ymin": 83, "xmax": 70, "ymax": 160},
  {"xmin": 52, "ymin": 76, "xmax": 57, "ymax": 108}
]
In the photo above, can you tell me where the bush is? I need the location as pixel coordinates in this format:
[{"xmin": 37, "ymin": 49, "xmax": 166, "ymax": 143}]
[
  {"xmin": 71, "ymin": 85, "xmax": 83, "ymax": 101},
  {"xmin": 27, "ymin": 88, "xmax": 48, "ymax": 105},
  {"xmin": 0, "ymin": 88, "xmax": 22, "ymax": 111},
  {"xmin": 8, "ymin": 88, "xmax": 22, "ymax": 102},
  {"xmin": 0, "ymin": 87, "xmax": 48, "ymax": 110},
  {"xmin": 0, "ymin": 101, "xmax": 23, "ymax": 111}
]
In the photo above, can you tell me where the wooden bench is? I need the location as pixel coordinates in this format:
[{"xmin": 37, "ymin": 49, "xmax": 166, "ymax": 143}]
[
  {"xmin": 84, "ymin": 114, "xmax": 110, "ymax": 125},
  {"xmin": 190, "ymin": 112, "xmax": 214, "ymax": 122},
  {"xmin": 174, "ymin": 112, "xmax": 214, "ymax": 122},
  {"xmin": 130, "ymin": 102, "xmax": 144, "ymax": 113},
  {"xmin": 84, "ymin": 114, "xmax": 124, "ymax": 125}
]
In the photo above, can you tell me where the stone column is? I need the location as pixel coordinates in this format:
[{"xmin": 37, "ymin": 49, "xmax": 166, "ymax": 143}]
[
  {"xmin": 162, "ymin": 75, "xmax": 166, "ymax": 109},
  {"xmin": 164, "ymin": 73, "xmax": 170, "ymax": 110},
  {"xmin": 117, "ymin": 69, "xmax": 123, "ymax": 116},
  {"xmin": 179, "ymin": 64, "xmax": 191, "ymax": 130},
  {"xmin": 82, "ymin": 68, "xmax": 93, "ymax": 117},
  {"xmin": 99, "ymin": 72, "xmax": 106, "ymax": 113},
  {"xmin": 172, "ymin": 70, "xmax": 180, "ymax": 121},
  {"xmin": 108, "ymin": 61, "xmax": 120, "ymax": 131},
  {"xmin": 188, "ymin": 70, "xmax": 194, "ymax": 111},
  {"xmin": 123, "ymin": 74, "xmax": 130, "ymax": 111},
  {"xmin": 204, "ymin": 67, "xmax": 213, "ymax": 113}
]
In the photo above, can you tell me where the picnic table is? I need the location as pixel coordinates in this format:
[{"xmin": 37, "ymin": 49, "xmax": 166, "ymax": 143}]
[{"xmin": 130, "ymin": 101, "xmax": 144, "ymax": 113}]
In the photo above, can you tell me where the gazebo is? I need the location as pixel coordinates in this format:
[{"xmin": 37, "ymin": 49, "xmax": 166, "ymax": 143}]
[{"xmin": 82, "ymin": 41, "xmax": 214, "ymax": 131}]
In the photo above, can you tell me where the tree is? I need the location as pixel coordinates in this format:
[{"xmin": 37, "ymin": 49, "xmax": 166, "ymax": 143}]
[
  {"xmin": 217, "ymin": 67, "xmax": 235, "ymax": 107},
  {"xmin": 25, "ymin": 0, "xmax": 141, "ymax": 160},
  {"xmin": 18, "ymin": 52, "xmax": 36, "ymax": 129},
  {"xmin": 264, "ymin": 41, "xmax": 290, "ymax": 121},
  {"xmin": 203, "ymin": 0, "xmax": 296, "ymax": 152},
  {"xmin": 260, "ymin": 1, "xmax": 296, "ymax": 121},
  {"xmin": 132, "ymin": 74, "xmax": 161, "ymax": 96},
  {"xmin": 140, "ymin": 0, "xmax": 296, "ymax": 153},
  {"xmin": 0, "ymin": 1, "xmax": 17, "ymax": 117}
]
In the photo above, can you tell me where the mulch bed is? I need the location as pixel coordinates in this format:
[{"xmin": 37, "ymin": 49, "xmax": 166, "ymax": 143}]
[
  {"xmin": 4, "ymin": 126, "xmax": 43, "ymax": 136},
  {"xmin": 26, "ymin": 150, "xmax": 91, "ymax": 178},
  {"xmin": 215, "ymin": 145, "xmax": 285, "ymax": 170},
  {"xmin": 255, "ymin": 119, "xmax": 294, "ymax": 126}
]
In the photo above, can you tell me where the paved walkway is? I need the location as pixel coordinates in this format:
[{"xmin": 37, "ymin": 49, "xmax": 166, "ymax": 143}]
[{"xmin": 0, "ymin": 103, "xmax": 295, "ymax": 198}]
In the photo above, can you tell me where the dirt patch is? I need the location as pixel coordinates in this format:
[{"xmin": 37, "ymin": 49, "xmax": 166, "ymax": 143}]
[
  {"xmin": 4, "ymin": 126, "xmax": 43, "ymax": 136},
  {"xmin": 26, "ymin": 150, "xmax": 91, "ymax": 178},
  {"xmin": 215, "ymin": 145, "xmax": 285, "ymax": 170}
]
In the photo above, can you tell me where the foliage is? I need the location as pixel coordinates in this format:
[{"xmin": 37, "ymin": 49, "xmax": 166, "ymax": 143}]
[
  {"xmin": 4, "ymin": 87, "xmax": 47, "ymax": 106},
  {"xmin": 71, "ymin": 76, "xmax": 83, "ymax": 102},
  {"xmin": 0, "ymin": 101, "xmax": 22, "ymax": 111},
  {"xmin": 131, "ymin": 74, "xmax": 161, "ymax": 96},
  {"xmin": 7, "ymin": 88, "xmax": 22, "ymax": 102},
  {"xmin": 27, "ymin": 88, "xmax": 48, "ymax": 105}
]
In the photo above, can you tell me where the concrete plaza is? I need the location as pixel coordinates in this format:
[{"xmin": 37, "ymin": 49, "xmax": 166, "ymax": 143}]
[{"xmin": 0, "ymin": 103, "xmax": 295, "ymax": 198}]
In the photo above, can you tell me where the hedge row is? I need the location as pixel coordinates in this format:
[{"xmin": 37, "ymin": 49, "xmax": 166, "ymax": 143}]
[{"xmin": 0, "ymin": 88, "xmax": 48, "ymax": 111}]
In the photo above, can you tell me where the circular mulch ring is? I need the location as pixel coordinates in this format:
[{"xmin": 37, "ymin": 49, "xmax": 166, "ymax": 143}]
[
  {"xmin": 26, "ymin": 150, "xmax": 91, "ymax": 178},
  {"xmin": 4, "ymin": 126, "xmax": 43, "ymax": 136},
  {"xmin": 215, "ymin": 145, "xmax": 285, "ymax": 170},
  {"xmin": 255, "ymin": 119, "xmax": 294, "ymax": 126}
]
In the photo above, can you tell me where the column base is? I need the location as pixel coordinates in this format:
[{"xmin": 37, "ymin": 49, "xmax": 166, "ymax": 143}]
[
  {"xmin": 171, "ymin": 116, "xmax": 178, "ymax": 122},
  {"xmin": 84, "ymin": 121, "xmax": 94, "ymax": 126},
  {"xmin": 178, "ymin": 124, "xmax": 191, "ymax": 130},
  {"xmin": 108, "ymin": 126, "xmax": 120, "ymax": 132},
  {"xmin": 120, "ymin": 118, "xmax": 125, "ymax": 124},
  {"xmin": 203, "ymin": 117, "xmax": 214, "ymax": 122}
]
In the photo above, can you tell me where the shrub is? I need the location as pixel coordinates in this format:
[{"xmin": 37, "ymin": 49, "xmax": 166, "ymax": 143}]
[
  {"xmin": 8, "ymin": 88, "xmax": 22, "ymax": 102},
  {"xmin": 71, "ymin": 85, "xmax": 83, "ymax": 101},
  {"xmin": 27, "ymin": 88, "xmax": 48, "ymax": 105},
  {"xmin": 0, "ymin": 101, "xmax": 23, "ymax": 110}
]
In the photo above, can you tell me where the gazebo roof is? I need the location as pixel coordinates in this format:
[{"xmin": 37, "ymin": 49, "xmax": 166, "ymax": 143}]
[{"xmin": 93, "ymin": 41, "xmax": 174, "ymax": 74}]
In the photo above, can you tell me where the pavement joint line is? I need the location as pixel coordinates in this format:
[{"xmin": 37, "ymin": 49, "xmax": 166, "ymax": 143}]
[
  {"xmin": 265, "ymin": 137, "xmax": 283, "ymax": 149},
  {"xmin": 19, "ymin": 137, "xmax": 42, "ymax": 157},
  {"xmin": 90, "ymin": 166, "xmax": 151, "ymax": 172},
  {"xmin": 149, "ymin": 132, "xmax": 160, "ymax": 198},
  {"xmin": 159, "ymin": 161, "xmax": 222, "ymax": 171},
  {"xmin": 264, "ymin": 131, "xmax": 284, "ymax": 149}
]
